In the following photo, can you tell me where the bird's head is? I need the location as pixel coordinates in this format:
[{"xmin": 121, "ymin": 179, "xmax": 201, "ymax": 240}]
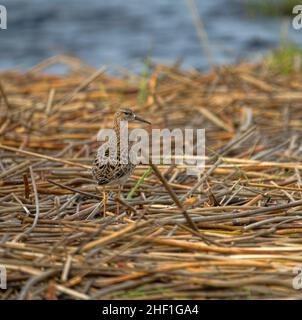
[{"xmin": 114, "ymin": 108, "xmax": 151, "ymax": 124}]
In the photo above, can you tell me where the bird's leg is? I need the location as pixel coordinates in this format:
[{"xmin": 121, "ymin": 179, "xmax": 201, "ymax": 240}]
[
  {"xmin": 103, "ymin": 186, "xmax": 107, "ymax": 217},
  {"xmin": 116, "ymin": 185, "xmax": 121, "ymax": 215}
]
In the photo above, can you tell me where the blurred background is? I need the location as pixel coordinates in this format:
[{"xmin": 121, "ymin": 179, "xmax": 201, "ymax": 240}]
[{"xmin": 0, "ymin": 0, "xmax": 301, "ymax": 72}]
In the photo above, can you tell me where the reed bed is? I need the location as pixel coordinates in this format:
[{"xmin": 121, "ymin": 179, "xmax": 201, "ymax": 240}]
[{"xmin": 1, "ymin": 56, "xmax": 302, "ymax": 299}]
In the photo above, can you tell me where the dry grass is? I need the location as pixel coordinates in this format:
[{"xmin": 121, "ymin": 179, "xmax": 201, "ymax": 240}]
[{"xmin": 1, "ymin": 56, "xmax": 302, "ymax": 299}]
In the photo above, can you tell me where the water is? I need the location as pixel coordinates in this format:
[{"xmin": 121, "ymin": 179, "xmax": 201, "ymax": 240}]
[{"xmin": 0, "ymin": 0, "xmax": 301, "ymax": 71}]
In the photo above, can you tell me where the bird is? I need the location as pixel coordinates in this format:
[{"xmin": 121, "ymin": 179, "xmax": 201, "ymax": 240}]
[{"xmin": 92, "ymin": 108, "xmax": 151, "ymax": 215}]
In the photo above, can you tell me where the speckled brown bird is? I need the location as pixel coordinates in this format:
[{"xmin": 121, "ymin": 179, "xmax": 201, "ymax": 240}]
[{"xmin": 92, "ymin": 108, "xmax": 151, "ymax": 214}]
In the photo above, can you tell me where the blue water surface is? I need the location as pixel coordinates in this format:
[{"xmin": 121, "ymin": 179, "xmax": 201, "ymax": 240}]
[{"xmin": 0, "ymin": 0, "xmax": 300, "ymax": 71}]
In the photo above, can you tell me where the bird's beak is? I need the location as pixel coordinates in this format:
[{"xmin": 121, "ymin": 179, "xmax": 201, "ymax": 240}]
[{"xmin": 134, "ymin": 114, "xmax": 151, "ymax": 125}]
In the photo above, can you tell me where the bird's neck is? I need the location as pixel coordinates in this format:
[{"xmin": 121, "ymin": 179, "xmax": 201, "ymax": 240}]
[{"xmin": 113, "ymin": 118, "xmax": 129, "ymax": 149}]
